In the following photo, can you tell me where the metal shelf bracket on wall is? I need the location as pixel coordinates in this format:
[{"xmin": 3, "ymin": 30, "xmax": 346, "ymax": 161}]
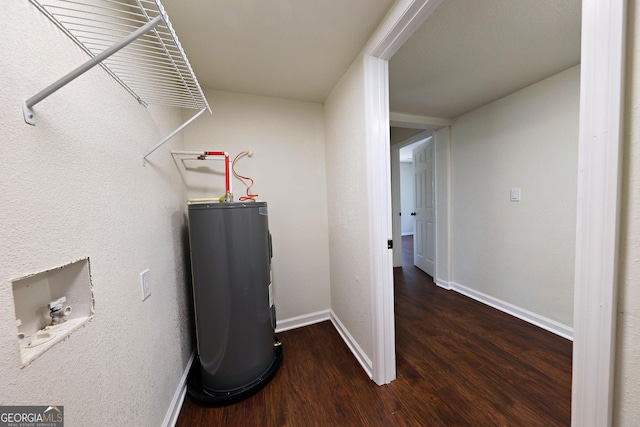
[{"xmin": 24, "ymin": 0, "xmax": 212, "ymax": 159}]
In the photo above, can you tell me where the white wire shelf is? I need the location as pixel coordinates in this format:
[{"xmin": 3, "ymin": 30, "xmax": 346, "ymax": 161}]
[{"xmin": 25, "ymin": 0, "xmax": 212, "ymax": 159}]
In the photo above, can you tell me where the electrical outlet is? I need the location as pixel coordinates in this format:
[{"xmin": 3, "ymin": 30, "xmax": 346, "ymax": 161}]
[{"xmin": 140, "ymin": 269, "xmax": 151, "ymax": 301}]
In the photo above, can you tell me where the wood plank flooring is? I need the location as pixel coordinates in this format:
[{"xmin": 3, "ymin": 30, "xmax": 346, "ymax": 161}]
[{"xmin": 177, "ymin": 235, "xmax": 572, "ymax": 426}]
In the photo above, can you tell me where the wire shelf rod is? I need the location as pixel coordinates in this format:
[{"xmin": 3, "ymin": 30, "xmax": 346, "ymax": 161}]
[
  {"xmin": 108, "ymin": 63, "xmax": 197, "ymax": 86},
  {"xmin": 117, "ymin": 86, "xmax": 202, "ymax": 100},
  {"xmin": 63, "ymin": 26, "xmax": 175, "ymax": 40},
  {"xmin": 42, "ymin": 13, "xmax": 155, "ymax": 32},
  {"xmin": 100, "ymin": 54, "xmax": 193, "ymax": 71},
  {"xmin": 131, "ymin": 89, "xmax": 204, "ymax": 101},
  {"xmin": 54, "ymin": 22, "xmax": 155, "ymax": 39},
  {"xmin": 41, "ymin": 2, "xmax": 151, "ymax": 20},
  {"xmin": 71, "ymin": 35, "xmax": 185, "ymax": 59},
  {"xmin": 131, "ymin": 84, "xmax": 202, "ymax": 96},
  {"xmin": 41, "ymin": 9, "xmax": 151, "ymax": 28},
  {"xmin": 103, "ymin": 65, "xmax": 193, "ymax": 81},
  {"xmin": 124, "ymin": 91, "xmax": 204, "ymax": 104},
  {"xmin": 105, "ymin": 64, "xmax": 200, "ymax": 85},
  {"xmin": 78, "ymin": 37, "xmax": 183, "ymax": 56},
  {"xmin": 68, "ymin": 35, "xmax": 180, "ymax": 53},
  {"xmin": 138, "ymin": 100, "xmax": 205, "ymax": 110},
  {"xmin": 103, "ymin": 65, "xmax": 192, "ymax": 82}
]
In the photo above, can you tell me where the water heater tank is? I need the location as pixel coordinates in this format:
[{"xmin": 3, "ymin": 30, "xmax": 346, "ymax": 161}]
[{"xmin": 186, "ymin": 200, "xmax": 282, "ymax": 405}]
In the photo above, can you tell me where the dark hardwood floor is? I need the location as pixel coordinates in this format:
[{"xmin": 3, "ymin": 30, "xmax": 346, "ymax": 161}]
[{"xmin": 177, "ymin": 235, "xmax": 572, "ymax": 426}]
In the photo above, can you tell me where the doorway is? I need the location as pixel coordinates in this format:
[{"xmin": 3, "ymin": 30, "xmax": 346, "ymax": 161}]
[
  {"xmin": 365, "ymin": 0, "xmax": 625, "ymax": 424},
  {"xmin": 391, "ymin": 131, "xmax": 432, "ymax": 269}
]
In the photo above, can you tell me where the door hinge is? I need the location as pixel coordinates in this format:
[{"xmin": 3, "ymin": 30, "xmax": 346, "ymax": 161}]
[{"xmin": 387, "ymin": 239, "xmax": 393, "ymax": 249}]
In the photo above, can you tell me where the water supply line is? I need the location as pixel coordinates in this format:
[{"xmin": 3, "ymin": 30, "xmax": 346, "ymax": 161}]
[
  {"xmin": 171, "ymin": 150, "xmax": 232, "ymax": 201},
  {"xmin": 232, "ymin": 151, "xmax": 258, "ymax": 201}
]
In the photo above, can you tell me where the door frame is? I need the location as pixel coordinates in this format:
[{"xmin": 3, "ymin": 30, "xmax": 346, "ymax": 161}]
[{"xmin": 363, "ymin": 0, "xmax": 626, "ymax": 425}]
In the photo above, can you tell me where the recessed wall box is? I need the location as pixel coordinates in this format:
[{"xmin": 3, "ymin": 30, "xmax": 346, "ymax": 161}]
[{"xmin": 11, "ymin": 258, "xmax": 95, "ymax": 367}]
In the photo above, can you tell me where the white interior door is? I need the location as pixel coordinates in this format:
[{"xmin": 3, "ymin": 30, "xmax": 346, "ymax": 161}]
[{"xmin": 413, "ymin": 138, "xmax": 435, "ymax": 277}]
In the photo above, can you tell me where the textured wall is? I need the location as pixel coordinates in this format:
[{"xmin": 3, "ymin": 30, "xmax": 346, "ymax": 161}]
[
  {"xmin": 324, "ymin": 55, "xmax": 373, "ymax": 358},
  {"xmin": 614, "ymin": 0, "xmax": 640, "ymax": 423},
  {"xmin": 450, "ymin": 66, "xmax": 580, "ymax": 327},
  {"xmin": 0, "ymin": 3, "xmax": 193, "ymax": 426},
  {"xmin": 181, "ymin": 90, "xmax": 331, "ymax": 321}
]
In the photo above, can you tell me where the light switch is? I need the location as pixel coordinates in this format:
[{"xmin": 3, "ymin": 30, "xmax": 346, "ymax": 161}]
[{"xmin": 510, "ymin": 188, "xmax": 521, "ymax": 202}]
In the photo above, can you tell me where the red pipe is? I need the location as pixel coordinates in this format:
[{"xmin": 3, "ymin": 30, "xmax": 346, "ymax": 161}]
[
  {"xmin": 204, "ymin": 151, "xmax": 231, "ymax": 199},
  {"xmin": 224, "ymin": 153, "xmax": 230, "ymax": 198}
]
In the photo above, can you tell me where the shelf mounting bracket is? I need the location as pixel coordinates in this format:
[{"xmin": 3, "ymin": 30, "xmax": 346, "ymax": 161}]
[{"xmin": 143, "ymin": 108, "xmax": 209, "ymax": 163}]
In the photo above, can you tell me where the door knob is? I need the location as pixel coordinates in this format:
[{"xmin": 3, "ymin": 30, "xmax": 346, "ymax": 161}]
[{"xmin": 411, "ymin": 212, "xmax": 416, "ymax": 216}]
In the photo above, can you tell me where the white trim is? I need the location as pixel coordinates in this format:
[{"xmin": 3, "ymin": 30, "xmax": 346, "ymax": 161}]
[
  {"xmin": 162, "ymin": 350, "xmax": 196, "ymax": 427},
  {"xmin": 365, "ymin": 0, "xmax": 444, "ymax": 60},
  {"xmin": 275, "ymin": 310, "xmax": 331, "ymax": 333},
  {"xmin": 390, "ymin": 112, "xmax": 453, "ymax": 130},
  {"xmin": 450, "ymin": 282, "xmax": 574, "ymax": 341},
  {"xmin": 572, "ymin": 0, "xmax": 626, "ymax": 425},
  {"xmin": 330, "ymin": 311, "xmax": 373, "ymax": 378},
  {"xmin": 393, "ymin": 130, "xmax": 433, "ymax": 148},
  {"xmin": 434, "ymin": 278, "xmax": 451, "ymax": 290},
  {"xmin": 363, "ymin": 54, "xmax": 396, "ymax": 385},
  {"xmin": 364, "ymin": 0, "xmax": 442, "ymax": 388}
]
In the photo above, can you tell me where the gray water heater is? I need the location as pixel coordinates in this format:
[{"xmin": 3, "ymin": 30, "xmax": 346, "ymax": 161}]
[{"xmin": 186, "ymin": 201, "xmax": 282, "ymax": 405}]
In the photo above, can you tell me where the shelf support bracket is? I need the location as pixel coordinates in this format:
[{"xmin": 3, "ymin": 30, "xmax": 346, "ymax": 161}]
[
  {"xmin": 143, "ymin": 108, "xmax": 209, "ymax": 162},
  {"xmin": 23, "ymin": 15, "xmax": 164, "ymax": 125}
]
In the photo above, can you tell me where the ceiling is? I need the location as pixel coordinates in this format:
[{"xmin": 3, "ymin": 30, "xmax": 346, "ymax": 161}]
[
  {"xmin": 389, "ymin": 0, "xmax": 581, "ymax": 121},
  {"xmin": 160, "ymin": 0, "xmax": 395, "ymax": 103},
  {"xmin": 159, "ymin": 0, "xmax": 581, "ymax": 124}
]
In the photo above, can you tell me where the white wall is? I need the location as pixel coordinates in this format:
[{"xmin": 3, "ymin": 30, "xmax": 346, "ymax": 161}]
[
  {"xmin": 400, "ymin": 162, "xmax": 415, "ymax": 235},
  {"xmin": 324, "ymin": 55, "xmax": 373, "ymax": 359},
  {"xmin": 614, "ymin": 0, "xmax": 640, "ymax": 423},
  {"xmin": 450, "ymin": 65, "xmax": 580, "ymax": 327},
  {"xmin": 180, "ymin": 90, "xmax": 331, "ymax": 322},
  {"xmin": 0, "ymin": 3, "xmax": 192, "ymax": 426}
]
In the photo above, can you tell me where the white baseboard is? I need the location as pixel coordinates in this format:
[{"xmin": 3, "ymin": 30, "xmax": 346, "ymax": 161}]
[
  {"xmin": 277, "ymin": 310, "xmax": 372, "ymax": 378},
  {"xmin": 275, "ymin": 309, "xmax": 331, "ymax": 333},
  {"xmin": 162, "ymin": 350, "xmax": 196, "ymax": 427},
  {"xmin": 330, "ymin": 311, "xmax": 373, "ymax": 378},
  {"xmin": 449, "ymin": 282, "xmax": 574, "ymax": 340},
  {"xmin": 276, "ymin": 310, "xmax": 373, "ymax": 378},
  {"xmin": 434, "ymin": 278, "xmax": 451, "ymax": 290}
]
